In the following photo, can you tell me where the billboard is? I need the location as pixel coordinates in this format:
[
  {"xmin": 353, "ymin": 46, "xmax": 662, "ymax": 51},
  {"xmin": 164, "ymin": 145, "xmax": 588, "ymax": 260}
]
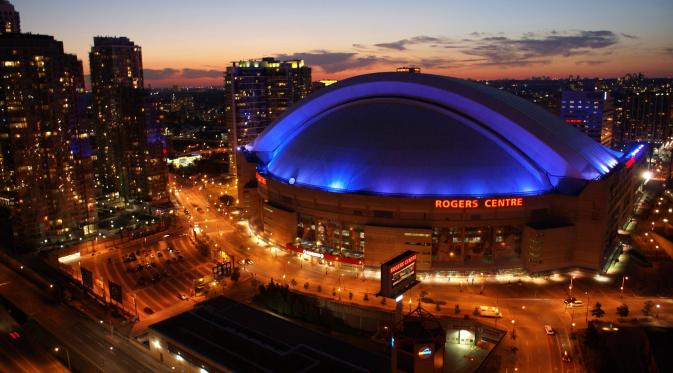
[
  {"xmin": 108, "ymin": 281, "xmax": 122, "ymax": 303},
  {"xmin": 379, "ymin": 251, "xmax": 418, "ymax": 298},
  {"xmin": 81, "ymin": 267, "xmax": 93, "ymax": 289}
]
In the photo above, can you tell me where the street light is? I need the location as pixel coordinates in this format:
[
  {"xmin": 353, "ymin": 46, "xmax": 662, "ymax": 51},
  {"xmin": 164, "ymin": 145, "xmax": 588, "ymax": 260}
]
[
  {"xmin": 569, "ymin": 275, "xmax": 576, "ymax": 298},
  {"xmin": 656, "ymin": 304, "xmax": 661, "ymax": 318},
  {"xmin": 620, "ymin": 276, "xmax": 629, "ymax": 298},
  {"xmin": 54, "ymin": 346, "xmax": 72, "ymax": 372}
]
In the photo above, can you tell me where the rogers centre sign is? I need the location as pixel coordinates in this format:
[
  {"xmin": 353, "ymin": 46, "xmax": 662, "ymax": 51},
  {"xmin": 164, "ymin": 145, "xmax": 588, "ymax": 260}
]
[
  {"xmin": 389, "ymin": 254, "xmax": 417, "ymax": 273},
  {"xmin": 434, "ymin": 197, "xmax": 524, "ymax": 209}
]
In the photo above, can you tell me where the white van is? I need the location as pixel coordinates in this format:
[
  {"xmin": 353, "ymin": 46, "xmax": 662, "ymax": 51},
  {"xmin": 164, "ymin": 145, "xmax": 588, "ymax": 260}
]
[{"xmin": 478, "ymin": 306, "xmax": 502, "ymax": 318}]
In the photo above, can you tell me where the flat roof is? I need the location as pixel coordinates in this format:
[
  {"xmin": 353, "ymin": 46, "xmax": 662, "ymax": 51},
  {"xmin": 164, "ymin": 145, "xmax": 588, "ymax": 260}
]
[{"xmin": 149, "ymin": 296, "xmax": 389, "ymax": 372}]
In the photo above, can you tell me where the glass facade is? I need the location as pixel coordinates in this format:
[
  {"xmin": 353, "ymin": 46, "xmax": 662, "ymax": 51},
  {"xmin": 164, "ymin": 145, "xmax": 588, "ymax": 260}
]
[
  {"xmin": 432, "ymin": 225, "xmax": 522, "ymax": 265},
  {"xmin": 296, "ymin": 214, "xmax": 365, "ymax": 258}
]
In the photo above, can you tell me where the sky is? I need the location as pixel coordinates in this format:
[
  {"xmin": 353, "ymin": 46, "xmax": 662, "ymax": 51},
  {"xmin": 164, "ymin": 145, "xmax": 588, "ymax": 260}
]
[{"xmin": 13, "ymin": 0, "xmax": 673, "ymax": 87}]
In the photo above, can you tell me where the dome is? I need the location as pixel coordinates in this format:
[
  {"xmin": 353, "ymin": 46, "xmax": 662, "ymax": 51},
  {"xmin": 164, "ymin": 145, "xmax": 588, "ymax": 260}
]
[{"xmin": 251, "ymin": 72, "xmax": 621, "ymax": 197}]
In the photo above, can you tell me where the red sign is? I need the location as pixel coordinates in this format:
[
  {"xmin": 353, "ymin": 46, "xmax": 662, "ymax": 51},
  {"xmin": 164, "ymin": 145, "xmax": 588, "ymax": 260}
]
[
  {"xmin": 255, "ymin": 172, "xmax": 267, "ymax": 185},
  {"xmin": 625, "ymin": 157, "xmax": 635, "ymax": 168},
  {"xmin": 435, "ymin": 197, "xmax": 523, "ymax": 209},
  {"xmin": 565, "ymin": 119, "xmax": 584, "ymax": 124},
  {"xmin": 389, "ymin": 254, "xmax": 417, "ymax": 274}
]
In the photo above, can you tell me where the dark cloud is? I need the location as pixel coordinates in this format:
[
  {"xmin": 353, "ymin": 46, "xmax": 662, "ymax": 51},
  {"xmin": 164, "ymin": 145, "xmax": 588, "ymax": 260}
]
[
  {"xmin": 620, "ymin": 33, "xmax": 638, "ymax": 39},
  {"xmin": 664, "ymin": 47, "xmax": 673, "ymax": 56},
  {"xmin": 144, "ymin": 68, "xmax": 179, "ymax": 80},
  {"xmin": 182, "ymin": 69, "xmax": 222, "ymax": 79},
  {"xmin": 143, "ymin": 68, "xmax": 222, "ymax": 80},
  {"xmin": 462, "ymin": 30, "xmax": 620, "ymax": 65},
  {"xmin": 575, "ymin": 60, "xmax": 608, "ymax": 66},
  {"xmin": 277, "ymin": 50, "xmax": 390, "ymax": 73},
  {"xmin": 374, "ymin": 35, "xmax": 449, "ymax": 51}
]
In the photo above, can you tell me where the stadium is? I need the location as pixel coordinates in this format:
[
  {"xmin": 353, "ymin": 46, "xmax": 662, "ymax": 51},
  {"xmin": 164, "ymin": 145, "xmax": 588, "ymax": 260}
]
[{"xmin": 236, "ymin": 72, "xmax": 646, "ymax": 273}]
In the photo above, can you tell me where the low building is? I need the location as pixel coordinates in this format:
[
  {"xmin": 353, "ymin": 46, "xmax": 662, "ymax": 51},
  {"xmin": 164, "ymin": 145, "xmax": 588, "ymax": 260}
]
[{"xmin": 146, "ymin": 296, "xmax": 389, "ymax": 372}]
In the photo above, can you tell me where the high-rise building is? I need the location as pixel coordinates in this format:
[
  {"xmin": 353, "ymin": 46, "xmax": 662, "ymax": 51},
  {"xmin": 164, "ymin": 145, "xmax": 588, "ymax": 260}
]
[
  {"xmin": 396, "ymin": 66, "xmax": 421, "ymax": 73},
  {"xmin": 310, "ymin": 79, "xmax": 337, "ymax": 93},
  {"xmin": 612, "ymin": 90, "xmax": 672, "ymax": 149},
  {"xmin": 0, "ymin": 32, "xmax": 96, "ymax": 249},
  {"xmin": 560, "ymin": 91, "xmax": 605, "ymax": 142},
  {"xmin": 0, "ymin": 0, "xmax": 19, "ymax": 34},
  {"xmin": 224, "ymin": 57, "xmax": 311, "ymax": 158},
  {"xmin": 90, "ymin": 36, "xmax": 168, "ymax": 206}
]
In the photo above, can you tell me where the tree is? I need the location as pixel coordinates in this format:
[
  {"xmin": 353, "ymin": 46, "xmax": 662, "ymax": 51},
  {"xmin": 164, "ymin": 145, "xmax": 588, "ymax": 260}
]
[
  {"xmin": 364, "ymin": 293, "xmax": 369, "ymax": 301},
  {"xmin": 290, "ymin": 279, "xmax": 297, "ymax": 287},
  {"xmin": 616, "ymin": 304, "xmax": 630, "ymax": 317},
  {"xmin": 454, "ymin": 304, "xmax": 461, "ymax": 314},
  {"xmin": 591, "ymin": 302, "xmax": 606, "ymax": 318},
  {"xmin": 303, "ymin": 282, "xmax": 309, "ymax": 290},
  {"xmin": 642, "ymin": 301, "xmax": 654, "ymax": 316},
  {"xmin": 230, "ymin": 267, "xmax": 240, "ymax": 283},
  {"xmin": 585, "ymin": 321, "xmax": 599, "ymax": 347},
  {"xmin": 473, "ymin": 307, "xmax": 480, "ymax": 316},
  {"xmin": 316, "ymin": 285, "xmax": 322, "ymax": 293},
  {"xmin": 348, "ymin": 292, "xmax": 353, "ymax": 300}
]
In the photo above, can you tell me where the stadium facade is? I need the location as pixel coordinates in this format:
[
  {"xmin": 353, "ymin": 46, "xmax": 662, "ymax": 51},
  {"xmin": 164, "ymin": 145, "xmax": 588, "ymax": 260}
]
[{"xmin": 236, "ymin": 73, "xmax": 646, "ymax": 273}]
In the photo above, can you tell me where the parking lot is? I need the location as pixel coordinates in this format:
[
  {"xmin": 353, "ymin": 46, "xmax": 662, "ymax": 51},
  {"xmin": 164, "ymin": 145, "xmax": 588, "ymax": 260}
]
[{"xmin": 61, "ymin": 234, "xmax": 215, "ymax": 318}]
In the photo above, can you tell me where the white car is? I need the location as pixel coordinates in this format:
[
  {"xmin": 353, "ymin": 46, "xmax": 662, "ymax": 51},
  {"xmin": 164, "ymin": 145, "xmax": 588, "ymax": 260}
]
[{"xmin": 567, "ymin": 300, "xmax": 584, "ymax": 308}]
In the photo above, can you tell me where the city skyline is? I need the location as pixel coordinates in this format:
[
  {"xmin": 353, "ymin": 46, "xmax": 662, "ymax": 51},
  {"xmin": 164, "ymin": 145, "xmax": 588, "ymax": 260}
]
[{"xmin": 14, "ymin": 0, "xmax": 673, "ymax": 87}]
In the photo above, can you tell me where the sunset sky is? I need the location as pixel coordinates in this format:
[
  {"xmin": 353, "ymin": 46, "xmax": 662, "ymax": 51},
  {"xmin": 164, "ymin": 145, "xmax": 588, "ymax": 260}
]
[{"xmin": 14, "ymin": 0, "xmax": 673, "ymax": 87}]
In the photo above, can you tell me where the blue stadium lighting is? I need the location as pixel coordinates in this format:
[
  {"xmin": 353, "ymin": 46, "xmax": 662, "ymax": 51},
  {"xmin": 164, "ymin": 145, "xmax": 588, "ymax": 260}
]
[{"xmin": 252, "ymin": 73, "xmax": 622, "ymax": 198}]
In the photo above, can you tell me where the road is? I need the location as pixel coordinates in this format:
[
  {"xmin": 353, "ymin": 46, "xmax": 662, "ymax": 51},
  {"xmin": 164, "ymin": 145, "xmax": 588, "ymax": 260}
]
[
  {"xmin": 171, "ymin": 178, "xmax": 673, "ymax": 373},
  {"xmin": 0, "ymin": 260, "xmax": 171, "ymax": 372}
]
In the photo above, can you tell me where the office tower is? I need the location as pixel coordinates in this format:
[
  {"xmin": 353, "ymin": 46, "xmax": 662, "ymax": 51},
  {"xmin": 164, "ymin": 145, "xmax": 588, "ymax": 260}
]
[
  {"xmin": 90, "ymin": 36, "xmax": 168, "ymax": 206},
  {"xmin": 224, "ymin": 58, "xmax": 311, "ymax": 166},
  {"xmin": 0, "ymin": 33, "xmax": 96, "ymax": 249},
  {"xmin": 560, "ymin": 91, "xmax": 605, "ymax": 142},
  {"xmin": 612, "ymin": 91, "xmax": 672, "ymax": 149},
  {"xmin": 396, "ymin": 66, "xmax": 421, "ymax": 73},
  {"xmin": 0, "ymin": 0, "xmax": 19, "ymax": 34},
  {"xmin": 311, "ymin": 79, "xmax": 337, "ymax": 93}
]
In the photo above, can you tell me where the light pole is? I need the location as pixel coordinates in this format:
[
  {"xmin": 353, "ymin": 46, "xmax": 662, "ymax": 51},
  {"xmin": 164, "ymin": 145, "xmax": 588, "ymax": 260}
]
[
  {"xmin": 511, "ymin": 319, "xmax": 516, "ymax": 340},
  {"xmin": 54, "ymin": 347, "xmax": 71, "ymax": 372},
  {"xmin": 620, "ymin": 276, "xmax": 629, "ymax": 298},
  {"xmin": 656, "ymin": 304, "xmax": 661, "ymax": 318},
  {"xmin": 569, "ymin": 274, "xmax": 576, "ymax": 298},
  {"xmin": 585, "ymin": 291, "xmax": 590, "ymax": 324}
]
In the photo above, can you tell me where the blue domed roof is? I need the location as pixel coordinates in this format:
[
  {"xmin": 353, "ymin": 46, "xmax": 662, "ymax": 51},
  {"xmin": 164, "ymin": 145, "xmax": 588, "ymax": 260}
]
[{"xmin": 251, "ymin": 73, "xmax": 621, "ymax": 197}]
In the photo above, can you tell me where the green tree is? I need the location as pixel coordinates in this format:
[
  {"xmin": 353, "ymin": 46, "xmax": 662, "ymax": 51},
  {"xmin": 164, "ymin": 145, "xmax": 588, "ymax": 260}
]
[
  {"xmin": 616, "ymin": 304, "xmax": 629, "ymax": 317},
  {"xmin": 230, "ymin": 267, "xmax": 240, "ymax": 283},
  {"xmin": 642, "ymin": 301, "xmax": 654, "ymax": 316},
  {"xmin": 585, "ymin": 321, "xmax": 599, "ymax": 347},
  {"xmin": 591, "ymin": 302, "xmax": 606, "ymax": 318}
]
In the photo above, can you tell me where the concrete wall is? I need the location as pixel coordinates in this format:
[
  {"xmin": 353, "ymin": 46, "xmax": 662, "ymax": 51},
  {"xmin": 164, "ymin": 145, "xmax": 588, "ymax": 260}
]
[
  {"xmin": 364, "ymin": 226, "xmax": 433, "ymax": 270},
  {"xmin": 522, "ymin": 224, "xmax": 575, "ymax": 272}
]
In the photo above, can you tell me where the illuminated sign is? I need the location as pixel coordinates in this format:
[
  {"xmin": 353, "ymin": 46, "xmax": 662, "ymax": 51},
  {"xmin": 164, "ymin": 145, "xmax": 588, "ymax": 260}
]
[
  {"xmin": 302, "ymin": 250, "xmax": 324, "ymax": 259},
  {"xmin": 624, "ymin": 144, "xmax": 644, "ymax": 169},
  {"xmin": 379, "ymin": 251, "xmax": 418, "ymax": 298},
  {"xmin": 435, "ymin": 198, "xmax": 523, "ymax": 209},
  {"xmin": 564, "ymin": 119, "xmax": 584, "ymax": 124},
  {"xmin": 389, "ymin": 254, "xmax": 417, "ymax": 273},
  {"xmin": 256, "ymin": 173, "xmax": 267, "ymax": 185},
  {"xmin": 418, "ymin": 347, "xmax": 433, "ymax": 359}
]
